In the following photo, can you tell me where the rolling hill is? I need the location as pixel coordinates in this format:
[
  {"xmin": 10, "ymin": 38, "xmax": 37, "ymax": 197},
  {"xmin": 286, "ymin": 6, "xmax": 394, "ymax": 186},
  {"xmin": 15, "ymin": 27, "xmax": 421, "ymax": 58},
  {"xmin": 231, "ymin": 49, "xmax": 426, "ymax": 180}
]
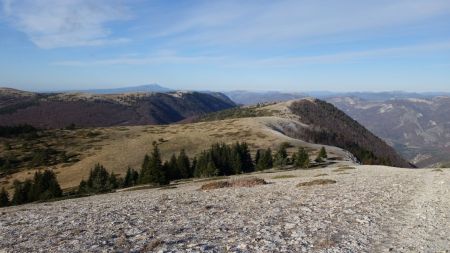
[
  {"xmin": 0, "ymin": 88, "xmax": 236, "ymax": 129},
  {"xmin": 0, "ymin": 98, "xmax": 411, "ymax": 191},
  {"xmin": 57, "ymin": 84, "xmax": 173, "ymax": 94},
  {"xmin": 221, "ymin": 90, "xmax": 450, "ymax": 167}
]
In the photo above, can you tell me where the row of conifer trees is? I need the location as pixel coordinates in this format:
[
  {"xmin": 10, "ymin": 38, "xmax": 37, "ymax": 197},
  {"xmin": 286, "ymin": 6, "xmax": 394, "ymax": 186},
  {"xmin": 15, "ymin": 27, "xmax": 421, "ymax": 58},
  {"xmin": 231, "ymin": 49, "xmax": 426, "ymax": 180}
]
[
  {"xmin": 134, "ymin": 142, "xmax": 325, "ymax": 186},
  {"xmin": 0, "ymin": 170, "xmax": 62, "ymax": 207},
  {"xmin": 1, "ymin": 142, "xmax": 327, "ymax": 208}
]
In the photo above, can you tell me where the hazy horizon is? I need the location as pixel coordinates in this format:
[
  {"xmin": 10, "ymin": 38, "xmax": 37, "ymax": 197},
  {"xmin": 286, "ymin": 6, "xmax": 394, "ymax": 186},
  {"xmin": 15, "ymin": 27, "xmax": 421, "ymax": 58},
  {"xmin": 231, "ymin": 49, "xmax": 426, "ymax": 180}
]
[
  {"xmin": 3, "ymin": 83, "xmax": 450, "ymax": 95},
  {"xmin": 1, "ymin": 0, "xmax": 450, "ymax": 92}
]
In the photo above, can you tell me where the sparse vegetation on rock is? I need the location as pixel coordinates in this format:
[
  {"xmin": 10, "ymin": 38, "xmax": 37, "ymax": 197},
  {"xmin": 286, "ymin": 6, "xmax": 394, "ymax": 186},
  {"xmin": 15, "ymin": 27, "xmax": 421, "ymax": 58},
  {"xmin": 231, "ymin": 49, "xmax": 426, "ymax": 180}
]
[
  {"xmin": 200, "ymin": 177, "xmax": 267, "ymax": 190},
  {"xmin": 297, "ymin": 179, "xmax": 337, "ymax": 187}
]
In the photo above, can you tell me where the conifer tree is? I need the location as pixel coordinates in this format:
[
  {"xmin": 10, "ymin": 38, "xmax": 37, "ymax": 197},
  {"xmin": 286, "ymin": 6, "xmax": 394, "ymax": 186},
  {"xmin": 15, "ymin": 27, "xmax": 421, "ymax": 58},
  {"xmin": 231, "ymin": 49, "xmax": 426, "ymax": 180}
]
[
  {"xmin": 255, "ymin": 150, "xmax": 261, "ymax": 166},
  {"xmin": 30, "ymin": 170, "xmax": 62, "ymax": 201},
  {"xmin": 108, "ymin": 172, "xmax": 119, "ymax": 190},
  {"xmin": 265, "ymin": 148, "xmax": 273, "ymax": 168},
  {"xmin": 167, "ymin": 154, "xmax": 179, "ymax": 181},
  {"xmin": 123, "ymin": 167, "xmax": 134, "ymax": 188},
  {"xmin": 78, "ymin": 180, "xmax": 88, "ymax": 194},
  {"xmin": 239, "ymin": 142, "xmax": 254, "ymax": 173},
  {"xmin": 177, "ymin": 149, "xmax": 191, "ymax": 179},
  {"xmin": 315, "ymin": 147, "xmax": 328, "ymax": 162},
  {"xmin": 191, "ymin": 157, "xmax": 197, "ymax": 176},
  {"xmin": 139, "ymin": 154, "xmax": 151, "ymax": 184},
  {"xmin": 0, "ymin": 187, "xmax": 9, "ymax": 207},
  {"xmin": 87, "ymin": 164, "xmax": 110, "ymax": 193},
  {"xmin": 294, "ymin": 147, "xmax": 310, "ymax": 168},
  {"xmin": 141, "ymin": 143, "xmax": 168, "ymax": 185},
  {"xmin": 122, "ymin": 167, "xmax": 139, "ymax": 188},
  {"xmin": 231, "ymin": 143, "xmax": 243, "ymax": 174},
  {"xmin": 206, "ymin": 160, "xmax": 219, "ymax": 177},
  {"xmin": 319, "ymin": 147, "xmax": 328, "ymax": 159},
  {"xmin": 256, "ymin": 148, "xmax": 273, "ymax": 171},
  {"xmin": 274, "ymin": 143, "xmax": 289, "ymax": 167},
  {"xmin": 12, "ymin": 179, "xmax": 32, "ymax": 205}
]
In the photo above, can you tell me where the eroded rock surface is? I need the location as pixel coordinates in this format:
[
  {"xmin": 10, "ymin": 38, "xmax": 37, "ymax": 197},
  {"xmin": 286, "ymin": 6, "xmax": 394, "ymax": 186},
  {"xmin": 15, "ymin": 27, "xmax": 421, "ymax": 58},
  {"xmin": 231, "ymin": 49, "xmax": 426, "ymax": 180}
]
[{"xmin": 1, "ymin": 166, "xmax": 449, "ymax": 252}]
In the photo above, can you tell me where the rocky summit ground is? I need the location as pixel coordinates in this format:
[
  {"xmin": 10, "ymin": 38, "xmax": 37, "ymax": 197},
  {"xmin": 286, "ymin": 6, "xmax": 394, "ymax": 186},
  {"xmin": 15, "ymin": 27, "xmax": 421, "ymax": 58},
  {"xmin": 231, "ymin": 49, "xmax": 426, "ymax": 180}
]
[{"xmin": 0, "ymin": 166, "xmax": 449, "ymax": 252}]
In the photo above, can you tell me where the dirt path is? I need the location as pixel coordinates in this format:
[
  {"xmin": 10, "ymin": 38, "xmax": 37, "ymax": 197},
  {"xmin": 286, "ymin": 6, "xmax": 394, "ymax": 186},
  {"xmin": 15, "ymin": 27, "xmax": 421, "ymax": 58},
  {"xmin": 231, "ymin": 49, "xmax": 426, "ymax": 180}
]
[{"xmin": 374, "ymin": 169, "xmax": 450, "ymax": 252}]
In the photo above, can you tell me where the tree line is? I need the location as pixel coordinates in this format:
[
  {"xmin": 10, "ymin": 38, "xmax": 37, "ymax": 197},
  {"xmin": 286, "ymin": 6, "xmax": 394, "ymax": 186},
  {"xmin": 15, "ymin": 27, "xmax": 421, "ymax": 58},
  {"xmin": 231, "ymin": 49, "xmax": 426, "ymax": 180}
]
[
  {"xmin": 1, "ymin": 142, "xmax": 327, "ymax": 208},
  {"xmin": 130, "ymin": 141, "xmax": 325, "ymax": 186},
  {"xmin": 0, "ymin": 170, "xmax": 62, "ymax": 207}
]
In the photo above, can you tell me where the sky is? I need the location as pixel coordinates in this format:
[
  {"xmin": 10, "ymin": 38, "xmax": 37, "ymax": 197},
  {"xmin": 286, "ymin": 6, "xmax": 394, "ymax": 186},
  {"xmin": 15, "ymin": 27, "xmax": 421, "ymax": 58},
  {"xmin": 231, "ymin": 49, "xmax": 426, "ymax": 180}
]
[{"xmin": 0, "ymin": 0, "xmax": 450, "ymax": 92}]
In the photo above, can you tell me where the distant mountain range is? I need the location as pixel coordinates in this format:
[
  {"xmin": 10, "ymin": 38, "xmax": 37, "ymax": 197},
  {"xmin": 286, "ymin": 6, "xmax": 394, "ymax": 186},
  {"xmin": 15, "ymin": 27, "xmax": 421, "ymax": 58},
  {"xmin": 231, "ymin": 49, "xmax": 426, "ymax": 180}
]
[
  {"xmin": 2, "ymin": 85, "xmax": 448, "ymax": 167},
  {"xmin": 220, "ymin": 89, "xmax": 450, "ymax": 167},
  {"xmin": 329, "ymin": 96, "xmax": 450, "ymax": 167},
  {"xmin": 56, "ymin": 84, "xmax": 174, "ymax": 94},
  {"xmin": 0, "ymin": 88, "xmax": 235, "ymax": 128},
  {"xmin": 223, "ymin": 90, "xmax": 450, "ymax": 105},
  {"xmin": 223, "ymin": 91, "xmax": 307, "ymax": 105}
]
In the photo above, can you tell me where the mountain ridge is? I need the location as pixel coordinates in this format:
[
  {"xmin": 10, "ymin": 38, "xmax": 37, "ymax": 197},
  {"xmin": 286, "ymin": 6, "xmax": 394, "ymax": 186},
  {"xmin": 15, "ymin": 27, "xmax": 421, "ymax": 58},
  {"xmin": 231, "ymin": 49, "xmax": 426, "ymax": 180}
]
[{"xmin": 0, "ymin": 88, "xmax": 235, "ymax": 129}]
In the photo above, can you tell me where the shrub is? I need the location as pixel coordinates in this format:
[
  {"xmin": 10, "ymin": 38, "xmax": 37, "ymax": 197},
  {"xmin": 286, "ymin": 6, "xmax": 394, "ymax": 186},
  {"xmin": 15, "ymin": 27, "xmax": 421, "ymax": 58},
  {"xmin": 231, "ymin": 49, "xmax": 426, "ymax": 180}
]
[
  {"xmin": 200, "ymin": 177, "xmax": 267, "ymax": 190},
  {"xmin": 297, "ymin": 179, "xmax": 336, "ymax": 187}
]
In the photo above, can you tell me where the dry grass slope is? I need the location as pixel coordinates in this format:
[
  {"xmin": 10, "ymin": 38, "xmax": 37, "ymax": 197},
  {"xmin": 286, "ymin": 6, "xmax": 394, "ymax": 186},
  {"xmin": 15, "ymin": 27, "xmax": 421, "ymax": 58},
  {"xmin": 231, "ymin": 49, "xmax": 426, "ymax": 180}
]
[{"xmin": 0, "ymin": 101, "xmax": 357, "ymax": 191}]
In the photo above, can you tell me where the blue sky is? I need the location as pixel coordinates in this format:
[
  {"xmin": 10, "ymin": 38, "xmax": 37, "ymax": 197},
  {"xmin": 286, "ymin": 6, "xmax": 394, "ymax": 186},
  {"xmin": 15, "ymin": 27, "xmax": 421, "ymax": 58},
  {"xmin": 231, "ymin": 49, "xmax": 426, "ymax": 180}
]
[{"xmin": 1, "ymin": 0, "xmax": 450, "ymax": 92}]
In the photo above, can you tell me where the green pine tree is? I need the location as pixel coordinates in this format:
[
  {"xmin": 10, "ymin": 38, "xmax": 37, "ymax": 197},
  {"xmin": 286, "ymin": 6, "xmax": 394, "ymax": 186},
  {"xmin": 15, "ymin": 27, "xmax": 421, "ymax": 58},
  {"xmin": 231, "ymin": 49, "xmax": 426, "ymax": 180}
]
[
  {"xmin": 319, "ymin": 147, "xmax": 327, "ymax": 158},
  {"xmin": 108, "ymin": 172, "xmax": 119, "ymax": 190},
  {"xmin": 12, "ymin": 179, "xmax": 32, "ymax": 205},
  {"xmin": 123, "ymin": 167, "xmax": 134, "ymax": 188},
  {"xmin": 139, "ymin": 154, "xmax": 151, "ymax": 184},
  {"xmin": 143, "ymin": 143, "xmax": 168, "ymax": 185},
  {"xmin": 167, "ymin": 154, "xmax": 179, "ymax": 180},
  {"xmin": 274, "ymin": 143, "xmax": 289, "ymax": 167},
  {"xmin": 78, "ymin": 179, "xmax": 88, "ymax": 194},
  {"xmin": 255, "ymin": 150, "xmax": 261, "ymax": 166},
  {"xmin": 87, "ymin": 164, "xmax": 110, "ymax": 193},
  {"xmin": 315, "ymin": 147, "xmax": 328, "ymax": 162},
  {"xmin": 239, "ymin": 142, "xmax": 254, "ymax": 173},
  {"xmin": 256, "ymin": 148, "xmax": 273, "ymax": 171},
  {"xmin": 295, "ymin": 147, "xmax": 310, "ymax": 168},
  {"xmin": 177, "ymin": 149, "xmax": 191, "ymax": 179},
  {"xmin": 206, "ymin": 160, "xmax": 219, "ymax": 177},
  {"xmin": 0, "ymin": 187, "xmax": 9, "ymax": 207}
]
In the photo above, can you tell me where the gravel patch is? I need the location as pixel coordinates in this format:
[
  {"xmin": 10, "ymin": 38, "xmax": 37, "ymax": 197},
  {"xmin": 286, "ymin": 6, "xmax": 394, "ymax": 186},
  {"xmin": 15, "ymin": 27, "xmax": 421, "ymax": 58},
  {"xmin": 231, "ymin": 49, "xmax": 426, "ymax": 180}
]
[{"xmin": 0, "ymin": 166, "xmax": 449, "ymax": 252}]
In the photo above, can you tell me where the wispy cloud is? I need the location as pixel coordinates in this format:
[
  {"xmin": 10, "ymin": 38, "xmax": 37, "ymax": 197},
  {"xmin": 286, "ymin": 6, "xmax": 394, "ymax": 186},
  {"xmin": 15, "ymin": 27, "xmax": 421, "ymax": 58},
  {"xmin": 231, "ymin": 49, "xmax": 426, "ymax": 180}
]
[
  {"xmin": 150, "ymin": 0, "xmax": 450, "ymax": 45},
  {"xmin": 241, "ymin": 41, "xmax": 450, "ymax": 67},
  {"xmin": 1, "ymin": 0, "xmax": 131, "ymax": 49},
  {"xmin": 53, "ymin": 41, "xmax": 450, "ymax": 67},
  {"xmin": 53, "ymin": 52, "xmax": 224, "ymax": 66}
]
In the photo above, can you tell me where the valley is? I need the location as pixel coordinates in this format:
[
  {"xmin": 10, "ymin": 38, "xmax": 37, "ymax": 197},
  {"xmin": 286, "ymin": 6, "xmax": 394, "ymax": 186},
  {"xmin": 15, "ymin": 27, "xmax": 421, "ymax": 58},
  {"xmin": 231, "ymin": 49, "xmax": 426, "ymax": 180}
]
[{"xmin": 329, "ymin": 96, "xmax": 450, "ymax": 167}]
